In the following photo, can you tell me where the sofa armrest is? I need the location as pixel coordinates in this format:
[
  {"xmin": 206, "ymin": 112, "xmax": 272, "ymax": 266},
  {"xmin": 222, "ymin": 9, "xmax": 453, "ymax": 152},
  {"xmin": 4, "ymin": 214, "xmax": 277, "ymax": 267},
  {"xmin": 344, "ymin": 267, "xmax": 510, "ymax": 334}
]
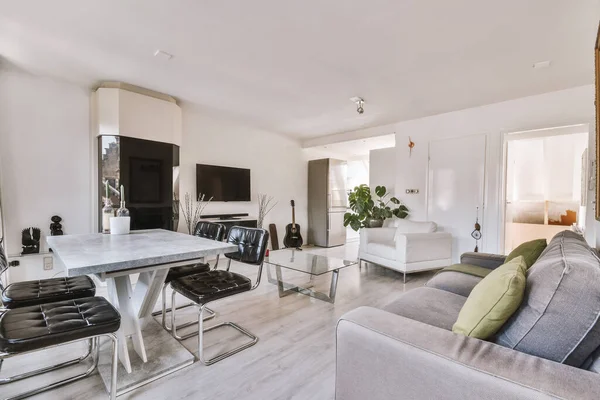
[
  {"xmin": 395, "ymin": 232, "xmax": 452, "ymax": 263},
  {"xmin": 336, "ymin": 307, "xmax": 600, "ymax": 400},
  {"xmin": 460, "ymin": 252, "xmax": 506, "ymax": 269},
  {"xmin": 360, "ymin": 227, "xmax": 397, "ymax": 244}
]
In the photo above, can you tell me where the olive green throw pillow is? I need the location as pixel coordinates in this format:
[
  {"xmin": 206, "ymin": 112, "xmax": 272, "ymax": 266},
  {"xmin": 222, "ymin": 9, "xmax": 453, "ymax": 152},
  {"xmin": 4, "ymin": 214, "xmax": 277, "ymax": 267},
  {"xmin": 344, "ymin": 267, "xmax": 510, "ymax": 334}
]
[
  {"xmin": 453, "ymin": 256, "xmax": 527, "ymax": 339},
  {"xmin": 505, "ymin": 238, "xmax": 547, "ymax": 268}
]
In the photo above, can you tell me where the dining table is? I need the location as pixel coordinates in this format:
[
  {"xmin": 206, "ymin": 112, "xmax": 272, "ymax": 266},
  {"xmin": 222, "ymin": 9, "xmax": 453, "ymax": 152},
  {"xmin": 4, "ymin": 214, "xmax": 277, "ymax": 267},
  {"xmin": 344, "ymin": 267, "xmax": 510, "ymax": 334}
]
[{"xmin": 47, "ymin": 229, "xmax": 237, "ymax": 395}]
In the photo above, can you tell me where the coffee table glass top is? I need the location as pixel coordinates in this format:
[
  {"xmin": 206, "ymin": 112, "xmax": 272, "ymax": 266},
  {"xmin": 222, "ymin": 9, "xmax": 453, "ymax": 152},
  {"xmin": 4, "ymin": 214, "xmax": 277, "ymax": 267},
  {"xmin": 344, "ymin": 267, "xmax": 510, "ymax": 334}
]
[{"xmin": 264, "ymin": 249, "xmax": 357, "ymax": 276}]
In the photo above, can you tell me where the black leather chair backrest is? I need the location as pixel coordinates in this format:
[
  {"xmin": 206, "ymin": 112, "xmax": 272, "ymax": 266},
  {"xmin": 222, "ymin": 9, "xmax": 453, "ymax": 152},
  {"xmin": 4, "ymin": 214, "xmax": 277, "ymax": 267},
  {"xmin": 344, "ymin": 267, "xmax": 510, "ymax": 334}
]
[
  {"xmin": 194, "ymin": 222, "xmax": 226, "ymax": 242},
  {"xmin": 225, "ymin": 227, "xmax": 269, "ymax": 266}
]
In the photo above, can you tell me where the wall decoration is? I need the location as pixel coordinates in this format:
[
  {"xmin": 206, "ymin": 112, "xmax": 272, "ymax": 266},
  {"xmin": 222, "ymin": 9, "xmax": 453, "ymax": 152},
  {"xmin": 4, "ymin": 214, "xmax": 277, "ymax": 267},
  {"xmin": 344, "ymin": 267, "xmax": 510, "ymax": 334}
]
[
  {"xmin": 21, "ymin": 227, "xmax": 41, "ymax": 255},
  {"xmin": 408, "ymin": 137, "xmax": 415, "ymax": 157},
  {"xmin": 471, "ymin": 207, "xmax": 482, "ymax": 252},
  {"xmin": 180, "ymin": 192, "xmax": 212, "ymax": 234},
  {"xmin": 257, "ymin": 193, "xmax": 277, "ymax": 229},
  {"xmin": 50, "ymin": 215, "xmax": 64, "ymax": 236}
]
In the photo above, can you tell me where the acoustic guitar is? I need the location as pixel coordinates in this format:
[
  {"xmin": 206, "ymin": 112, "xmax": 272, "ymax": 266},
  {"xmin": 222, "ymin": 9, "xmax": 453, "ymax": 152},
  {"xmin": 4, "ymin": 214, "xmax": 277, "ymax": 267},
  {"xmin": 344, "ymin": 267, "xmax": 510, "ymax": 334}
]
[{"xmin": 283, "ymin": 200, "xmax": 303, "ymax": 249}]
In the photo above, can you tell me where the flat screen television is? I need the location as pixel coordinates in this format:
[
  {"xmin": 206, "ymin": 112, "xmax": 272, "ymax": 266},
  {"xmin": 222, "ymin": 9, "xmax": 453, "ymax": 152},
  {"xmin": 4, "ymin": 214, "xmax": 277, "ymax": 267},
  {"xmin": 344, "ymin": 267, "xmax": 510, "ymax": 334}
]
[{"xmin": 196, "ymin": 164, "xmax": 251, "ymax": 201}]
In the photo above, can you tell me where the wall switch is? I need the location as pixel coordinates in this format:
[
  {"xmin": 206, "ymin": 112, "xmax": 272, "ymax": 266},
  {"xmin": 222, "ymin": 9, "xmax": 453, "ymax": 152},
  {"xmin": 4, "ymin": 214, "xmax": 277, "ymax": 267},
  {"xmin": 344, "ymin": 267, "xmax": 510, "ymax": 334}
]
[
  {"xmin": 43, "ymin": 256, "xmax": 53, "ymax": 271},
  {"xmin": 405, "ymin": 189, "xmax": 420, "ymax": 194}
]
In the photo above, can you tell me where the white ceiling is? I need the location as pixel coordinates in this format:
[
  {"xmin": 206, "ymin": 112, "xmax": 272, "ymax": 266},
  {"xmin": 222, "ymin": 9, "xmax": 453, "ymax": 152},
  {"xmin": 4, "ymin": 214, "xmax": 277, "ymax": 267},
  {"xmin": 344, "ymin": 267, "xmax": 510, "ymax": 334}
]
[
  {"xmin": 1, "ymin": 1, "xmax": 598, "ymax": 140},
  {"xmin": 306, "ymin": 134, "xmax": 395, "ymax": 160}
]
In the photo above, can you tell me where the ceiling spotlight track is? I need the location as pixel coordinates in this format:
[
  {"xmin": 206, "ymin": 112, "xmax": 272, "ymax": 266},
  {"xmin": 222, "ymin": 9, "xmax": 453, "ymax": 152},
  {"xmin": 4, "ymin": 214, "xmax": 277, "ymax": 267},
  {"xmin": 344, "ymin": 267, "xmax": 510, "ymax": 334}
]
[{"xmin": 349, "ymin": 97, "xmax": 365, "ymax": 114}]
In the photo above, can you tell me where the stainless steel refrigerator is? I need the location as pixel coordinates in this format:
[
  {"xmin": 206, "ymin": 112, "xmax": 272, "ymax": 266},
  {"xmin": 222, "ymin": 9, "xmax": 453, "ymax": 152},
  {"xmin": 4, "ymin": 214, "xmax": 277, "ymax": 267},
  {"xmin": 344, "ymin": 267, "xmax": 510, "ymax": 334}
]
[{"xmin": 308, "ymin": 159, "xmax": 347, "ymax": 247}]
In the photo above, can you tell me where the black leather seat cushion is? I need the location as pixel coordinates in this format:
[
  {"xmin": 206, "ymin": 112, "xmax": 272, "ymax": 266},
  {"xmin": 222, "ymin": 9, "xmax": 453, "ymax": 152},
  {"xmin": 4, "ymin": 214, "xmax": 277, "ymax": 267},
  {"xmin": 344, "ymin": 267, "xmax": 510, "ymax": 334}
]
[
  {"xmin": 165, "ymin": 263, "xmax": 211, "ymax": 284},
  {"xmin": 2, "ymin": 276, "xmax": 96, "ymax": 309},
  {"xmin": 0, "ymin": 297, "xmax": 121, "ymax": 354},
  {"xmin": 225, "ymin": 227, "xmax": 269, "ymax": 265},
  {"xmin": 171, "ymin": 270, "xmax": 251, "ymax": 304}
]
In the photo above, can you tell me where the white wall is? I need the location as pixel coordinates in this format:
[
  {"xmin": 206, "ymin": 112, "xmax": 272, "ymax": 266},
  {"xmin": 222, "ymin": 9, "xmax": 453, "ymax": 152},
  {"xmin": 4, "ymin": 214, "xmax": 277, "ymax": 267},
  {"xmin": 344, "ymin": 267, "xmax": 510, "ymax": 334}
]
[
  {"xmin": 328, "ymin": 85, "xmax": 595, "ymax": 254},
  {"xmin": 0, "ymin": 67, "xmax": 93, "ymax": 257},
  {"xmin": 369, "ymin": 147, "xmax": 396, "ymax": 193},
  {"xmin": 0, "ymin": 67, "xmax": 307, "ymax": 282},
  {"xmin": 95, "ymin": 88, "xmax": 182, "ymax": 146},
  {"xmin": 171, "ymin": 104, "xmax": 307, "ymax": 247}
]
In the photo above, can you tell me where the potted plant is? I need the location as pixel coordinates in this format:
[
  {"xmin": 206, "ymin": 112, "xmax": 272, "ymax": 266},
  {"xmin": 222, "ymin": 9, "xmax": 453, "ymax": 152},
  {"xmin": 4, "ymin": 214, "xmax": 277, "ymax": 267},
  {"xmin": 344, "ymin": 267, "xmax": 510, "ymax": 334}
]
[{"xmin": 343, "ymin": 184, "xmax": 409, "ymax": 231}]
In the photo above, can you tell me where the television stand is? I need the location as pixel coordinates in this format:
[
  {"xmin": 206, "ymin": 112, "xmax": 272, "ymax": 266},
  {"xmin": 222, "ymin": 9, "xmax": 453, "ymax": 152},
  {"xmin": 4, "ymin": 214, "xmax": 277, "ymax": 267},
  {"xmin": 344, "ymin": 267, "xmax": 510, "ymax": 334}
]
[{"xmin": 199, "ymin": 214, "xmax": 257, "ymax": 237}]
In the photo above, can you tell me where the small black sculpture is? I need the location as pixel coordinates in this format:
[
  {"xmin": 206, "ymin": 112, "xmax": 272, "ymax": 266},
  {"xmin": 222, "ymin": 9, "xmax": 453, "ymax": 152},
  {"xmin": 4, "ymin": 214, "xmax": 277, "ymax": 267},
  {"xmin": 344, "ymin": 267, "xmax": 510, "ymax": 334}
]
[
  {"xmin": 21, "ymin": 227, "xmax": 41, "ymax": 255},
  {"xmin": 50, "ymin": 215, "xmax": 64, "ymax": 236}
]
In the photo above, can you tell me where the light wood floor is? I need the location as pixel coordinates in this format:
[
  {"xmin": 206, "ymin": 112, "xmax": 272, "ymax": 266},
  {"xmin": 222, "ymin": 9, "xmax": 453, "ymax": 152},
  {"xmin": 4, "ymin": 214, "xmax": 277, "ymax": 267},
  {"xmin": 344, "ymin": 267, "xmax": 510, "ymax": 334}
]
[{"xmin": 2, "ymin": 243, "xmax": 435, "ymax": 400}]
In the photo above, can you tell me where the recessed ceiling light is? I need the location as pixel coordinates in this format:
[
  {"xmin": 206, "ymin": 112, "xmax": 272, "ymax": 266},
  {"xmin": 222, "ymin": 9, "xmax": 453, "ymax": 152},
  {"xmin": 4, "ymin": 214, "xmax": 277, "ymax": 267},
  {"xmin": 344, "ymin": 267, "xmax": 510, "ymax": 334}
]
[
  {"xmin": 154, "ymin": 49, "xmax": 174, "ymax": 60},
  {"xmin": 533, "ymin": 60, "xmax": 551, "ymax": 69}
]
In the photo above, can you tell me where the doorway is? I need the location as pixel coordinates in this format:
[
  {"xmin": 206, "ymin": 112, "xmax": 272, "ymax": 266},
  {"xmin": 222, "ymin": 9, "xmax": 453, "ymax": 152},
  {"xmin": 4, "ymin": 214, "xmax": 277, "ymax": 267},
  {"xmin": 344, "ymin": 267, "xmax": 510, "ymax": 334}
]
[{"xmin": 503, "ymin": 125, "xmax": 588, "ymax": 254}]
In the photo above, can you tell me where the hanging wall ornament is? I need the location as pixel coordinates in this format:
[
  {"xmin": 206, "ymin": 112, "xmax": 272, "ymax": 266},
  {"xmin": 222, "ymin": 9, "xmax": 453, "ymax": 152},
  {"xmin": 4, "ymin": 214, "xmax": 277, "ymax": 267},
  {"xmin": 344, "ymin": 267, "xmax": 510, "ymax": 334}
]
[
  {"xmin": 408, "ymin": 137, "xmax": 415, "ymax": 157},
  {"xmin": 471, "ymin": 207, "xmax": 482, "ymax": 252}
]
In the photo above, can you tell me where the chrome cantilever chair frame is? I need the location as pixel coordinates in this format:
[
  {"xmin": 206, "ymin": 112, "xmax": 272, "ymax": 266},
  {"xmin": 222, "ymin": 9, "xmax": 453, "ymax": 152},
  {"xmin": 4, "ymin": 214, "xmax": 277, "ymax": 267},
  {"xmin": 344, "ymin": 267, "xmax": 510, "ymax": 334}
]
[
  {"xmin": 0, "ymin": 332, "xmax": 119, "ymax": 400},
  {"xmin": 171, "ymin": 257, "xmax": 264, "ymax": 365},
  {"xmin": 153, "ymin": 221, "xmax": 226, "ymax": 331},
  {"xmin": 155, "ymin": 256, "xmax": 219, "ymax": 332}
]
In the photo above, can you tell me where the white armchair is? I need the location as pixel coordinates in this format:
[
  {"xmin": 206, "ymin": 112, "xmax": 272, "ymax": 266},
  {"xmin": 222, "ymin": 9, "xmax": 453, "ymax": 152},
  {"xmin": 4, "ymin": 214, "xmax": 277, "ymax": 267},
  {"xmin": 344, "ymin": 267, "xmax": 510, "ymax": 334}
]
[{"xmin": 359, "ymin": 219, "xmax": 452, "ymax": 282}]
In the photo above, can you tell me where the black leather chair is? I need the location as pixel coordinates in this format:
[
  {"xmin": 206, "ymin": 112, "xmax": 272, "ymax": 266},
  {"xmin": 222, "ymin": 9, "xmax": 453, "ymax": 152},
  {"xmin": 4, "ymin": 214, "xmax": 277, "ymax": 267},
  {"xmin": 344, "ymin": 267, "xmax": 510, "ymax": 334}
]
[
  {"xmin": 0, "ymin": 297, "xmax": 121, "ymax": 399},
  {"xmin": 156, "ymin": 221, "xmax": 226, "ymax": 331},
  {"xmin": 0, "ymin": 243, "xmax": 96, "ymax": 309},
  {"xmin": 170, "ymin": 226, "xmax": 269, "ymax": 365}
]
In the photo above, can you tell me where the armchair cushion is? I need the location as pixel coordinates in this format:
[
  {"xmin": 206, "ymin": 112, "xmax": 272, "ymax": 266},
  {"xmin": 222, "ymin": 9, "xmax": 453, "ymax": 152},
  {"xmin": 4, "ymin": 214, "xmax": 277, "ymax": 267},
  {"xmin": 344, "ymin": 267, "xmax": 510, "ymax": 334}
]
[
  {"xmin": 361, "ymin": 227, "xmax": 396, "ymax": 244},
  {"xmin": 366, "ymin": 242, "xmax": 395, "ymax": 261},
  {"xmin": 383, "ymin": 218, "xmax": 437, "ymax": 233},
  {"xmin": 396, "ymin": 232, "xmax": 452, "ymax": 264}
]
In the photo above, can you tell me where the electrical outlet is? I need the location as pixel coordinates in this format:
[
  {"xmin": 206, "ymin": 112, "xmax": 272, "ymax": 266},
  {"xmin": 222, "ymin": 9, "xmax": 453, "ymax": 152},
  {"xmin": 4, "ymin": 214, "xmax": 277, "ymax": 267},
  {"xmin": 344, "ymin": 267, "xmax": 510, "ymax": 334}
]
[
  {"xmin": 43, "ymin": 256, "xmax": 53, "ymax": 271},
  {"xmin": 405, "ymin": 189, "xmax": 420, "ymax": 194}
]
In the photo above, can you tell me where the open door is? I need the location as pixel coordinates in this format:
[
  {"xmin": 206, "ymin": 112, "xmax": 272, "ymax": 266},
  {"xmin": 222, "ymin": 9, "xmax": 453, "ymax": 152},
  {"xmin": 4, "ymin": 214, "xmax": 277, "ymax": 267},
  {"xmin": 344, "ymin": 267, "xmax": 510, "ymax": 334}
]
[{"xmin": 504, "ymin": 130, "xmax": 588, "ymax": 253}]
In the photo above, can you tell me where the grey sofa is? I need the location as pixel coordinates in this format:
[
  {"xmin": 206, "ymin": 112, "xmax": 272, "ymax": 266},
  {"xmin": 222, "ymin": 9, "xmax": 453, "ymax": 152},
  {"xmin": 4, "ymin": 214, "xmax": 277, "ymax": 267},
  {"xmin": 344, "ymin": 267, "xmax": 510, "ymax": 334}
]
[{"xmin": 336, "ymin": 231, "xmax": 600, "ymax": 400}]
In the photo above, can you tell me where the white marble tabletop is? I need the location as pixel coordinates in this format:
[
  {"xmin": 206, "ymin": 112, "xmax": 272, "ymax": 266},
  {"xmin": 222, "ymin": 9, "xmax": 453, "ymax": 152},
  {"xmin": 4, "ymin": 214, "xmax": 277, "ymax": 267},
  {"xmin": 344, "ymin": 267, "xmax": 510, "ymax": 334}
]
[{"xmin": 47, "ymin": 229, "xmax": 238, "ymax": 276}]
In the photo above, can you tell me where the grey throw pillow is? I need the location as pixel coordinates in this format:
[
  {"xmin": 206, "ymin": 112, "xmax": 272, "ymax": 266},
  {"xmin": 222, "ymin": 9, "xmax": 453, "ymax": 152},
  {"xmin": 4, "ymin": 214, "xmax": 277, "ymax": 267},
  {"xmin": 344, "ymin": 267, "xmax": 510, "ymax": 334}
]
[{"xmin": 495, "ymin": 231, "xmax": 600, "ymax": 367}]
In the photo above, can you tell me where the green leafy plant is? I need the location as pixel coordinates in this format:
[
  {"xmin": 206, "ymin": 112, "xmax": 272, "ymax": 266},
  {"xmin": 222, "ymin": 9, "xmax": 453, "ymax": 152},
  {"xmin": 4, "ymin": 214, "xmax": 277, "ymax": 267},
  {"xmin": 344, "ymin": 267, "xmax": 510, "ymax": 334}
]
[{"xmin": 343, "ymin": 184, "xmax": 409, "ymax": 231}]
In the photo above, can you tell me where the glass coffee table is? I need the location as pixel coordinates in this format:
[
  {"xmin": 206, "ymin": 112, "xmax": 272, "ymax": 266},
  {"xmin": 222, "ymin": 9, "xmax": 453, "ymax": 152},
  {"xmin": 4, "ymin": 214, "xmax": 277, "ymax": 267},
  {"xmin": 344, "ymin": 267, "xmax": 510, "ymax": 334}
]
[{"xmin": 264, "ymin": 249, "xmax": 357, "ymax": 303}]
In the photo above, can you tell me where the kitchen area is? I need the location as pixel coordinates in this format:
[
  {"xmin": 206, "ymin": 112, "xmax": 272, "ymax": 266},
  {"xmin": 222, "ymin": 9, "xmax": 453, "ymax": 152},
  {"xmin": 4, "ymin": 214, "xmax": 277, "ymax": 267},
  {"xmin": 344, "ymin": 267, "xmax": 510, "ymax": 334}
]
[{"xmin": 305, "ymin": 134, "xmax": 394, "ymax": 247}]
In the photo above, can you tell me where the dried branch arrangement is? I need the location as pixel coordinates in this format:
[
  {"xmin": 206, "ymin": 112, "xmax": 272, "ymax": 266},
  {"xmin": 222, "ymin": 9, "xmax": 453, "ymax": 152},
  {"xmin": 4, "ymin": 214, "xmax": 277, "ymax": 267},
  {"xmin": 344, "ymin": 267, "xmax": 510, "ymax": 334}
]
[
  {"xmin": 257, "ymin": 193, "xmax": 277, "ymax": 228},
  {"xmin": 180, "ymin": 192, "xmax": 212, "ymax": 234}
]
